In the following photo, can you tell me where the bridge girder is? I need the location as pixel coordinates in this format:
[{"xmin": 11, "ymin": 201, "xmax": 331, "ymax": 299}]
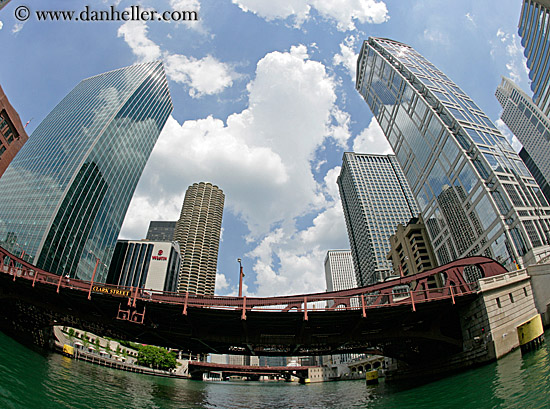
[{"xmin": 0, "ymin": 248, "xmax": 507, "ymax": 364}]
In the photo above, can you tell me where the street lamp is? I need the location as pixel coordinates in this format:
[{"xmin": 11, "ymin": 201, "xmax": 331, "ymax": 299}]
[
  {"xmin": 12, "ymin": 242, "xmax": 25, "ymax": 260},
  {"xmin": 237, "ymin": 258, "xmax": 245, "ymax": 298},
  {"xmin": 87, "ymin": 250, "xmax": 107, "ymax": 300}
]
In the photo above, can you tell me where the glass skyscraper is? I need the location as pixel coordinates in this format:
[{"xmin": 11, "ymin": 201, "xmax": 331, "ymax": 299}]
[
  {"xmin": 146, "ymin": 220, "xmax": 177, "ymax": 241},
  {"xmin": 0, "ymin": 61, "xmax": 173, "ymax": 281},
  {"xmin": 338, "ymin": 153, "xmax": 419, "ymax": 285},
  {"xmin": 356, "ymin": 37, "xmax": 550, "ymax": 270},
  {"xmin": 496, "ymin": 77, "xmax": 550, "ymax": 204},
  {"xmin": 519, "ymin": 0, "xmax": 550, "ymax": 116}
]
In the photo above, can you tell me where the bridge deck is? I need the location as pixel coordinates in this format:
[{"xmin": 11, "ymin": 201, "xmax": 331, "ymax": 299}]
[{"xmin": 0, "ymin": 247, "xmax": 507, "ymax": 362}]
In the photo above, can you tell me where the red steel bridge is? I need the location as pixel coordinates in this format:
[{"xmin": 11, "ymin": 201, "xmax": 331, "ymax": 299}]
[{"xmin": 0, "ymin": 246, "xmax": 507, "ymax": 363}]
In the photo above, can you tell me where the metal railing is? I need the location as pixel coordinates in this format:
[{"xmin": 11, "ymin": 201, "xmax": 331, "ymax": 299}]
[{"xmin": 1, "ymin": 246, "xmax": 507, "ymax": 320}]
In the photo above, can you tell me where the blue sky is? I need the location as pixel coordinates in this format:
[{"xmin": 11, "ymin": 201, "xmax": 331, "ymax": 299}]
[{"xmin": 0, "ymin": 0, "xmax": 529, "ymax": 296}]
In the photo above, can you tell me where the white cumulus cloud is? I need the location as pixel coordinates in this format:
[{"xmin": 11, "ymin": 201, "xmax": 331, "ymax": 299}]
[
  {"xmin": 232, "ymin": 0, "xmax": 389, "ymax": 31},
  {"xmin": 165, "ymin": 54, "xmax": 236, "ymax": 98},
  {"xmin": 12, "ymin": 22, "xmax": 24, "ymax": 34},
  {"xmin": 333, "ymin": 35, "xmax": 360, "ymax": 80},
  {"xmin": 494, "ymin": 28, "xmax": 529, "ymax": 84},
  {"xmin": 353, "ymin": 117, "xmax": 393, "ymax": 154},
  {"xmin": 118, "ymin": 20, "xmax": 237, "ymax": 97},
  {"xmin": 120, "ymin": 45, "xmax": 351, "ymax": 295},
  {"xmin": 118, "ymin": 21, "xmax": 162, "ymax": 61},
  {"xmin": 215, "ymin": 272, "xmax": 229, "ymax": 291}
]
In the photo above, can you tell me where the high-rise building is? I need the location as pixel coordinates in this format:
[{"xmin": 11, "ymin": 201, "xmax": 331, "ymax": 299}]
[
  {"xmin": 496, "ymin": 77, "xmax": 550, "ymax": 204},
  {"xmin": 324, "ymin": 250, "xmax": 357, "ymax": 291},
  {"xmin": 106, "ymin": 240, "xmax": 180, "ymax": 292},
  {"xmin": 337, "ymin": 153, "xmax": 419, "ymax": 285},
  {"xmin": 258, "ymin": 356, "xmax": 287, "ymax": 367},
  {"xmin": 0, "ymin": 1, "xmax": 13, "ymax": 11},
  {"xmin": 0, "ymin": 84, "xmax": 29, "ymax": 177},
  {"xmin": 386, "ymin": 216, "xmax": 438, "ymax": 279},
  {"xmin": 518, "ymin": 0, "xmax": 550, "ymax": 116},
  {"xmin": 146, "ymin": 221, "xmax": 177, "ymax": 241},
  {"xmin": 0, "ymin": 62, "xmax": 172, "ymax": 280},
  {"xmin": 519, "ymin": 148, "xmax": 550, "ymax": 204},
  {"xmin": 173, "ymin": 182, "xmax": 224, "ymax": 295},
  {"xmin": 356, "ymin": 37, "xmax": 550, "ymax": 270}
]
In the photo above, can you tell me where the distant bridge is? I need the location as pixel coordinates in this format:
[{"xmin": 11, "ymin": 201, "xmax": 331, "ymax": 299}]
[
  {"xmin": 0, "ymin": 246, "xmax": 507, "ymax": 364},
  {"xmin": 187, "ymin": 361, "xmax": 314, "ymax": 381}
]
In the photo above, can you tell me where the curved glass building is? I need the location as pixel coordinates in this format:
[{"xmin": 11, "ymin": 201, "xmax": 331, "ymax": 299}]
[
  {"xmin": 519, "ymin": 0, "xmax": 550, "ymax": 116},
  {"xmin": 356, "ymin": 38, "xmax": 550, "ymax": 270},
  {"xmin": 0, "ymin": 61, "xmax": 172, "ymax": 281}
]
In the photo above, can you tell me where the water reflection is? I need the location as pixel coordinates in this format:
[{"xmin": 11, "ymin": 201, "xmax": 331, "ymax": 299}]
[{"xmin": 2, "ymin": 331, "xmax": 550, "ymax": 409}]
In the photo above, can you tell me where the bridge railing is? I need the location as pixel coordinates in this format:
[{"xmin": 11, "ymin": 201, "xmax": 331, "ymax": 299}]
[{"xmin": 0, "ymin": 247, "xmax": 503, "ymax": 316}]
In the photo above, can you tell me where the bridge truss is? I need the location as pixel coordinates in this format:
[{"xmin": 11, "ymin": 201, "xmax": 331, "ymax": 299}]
[{"xmin": 0, "ymin": 246, "xmax": 507, "ymax": 362}]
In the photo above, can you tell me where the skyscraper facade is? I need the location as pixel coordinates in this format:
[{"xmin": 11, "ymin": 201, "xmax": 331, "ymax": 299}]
[
  {"xmin": 518, "ymin": 0, "xmax": 550, "ymax": 116},
  {"xmin": 173, "ymin": 182, "xmax": 224, "ymax": 295},
  {"xmin": 146, "ymin": 220, "xmax": 177, "ymax": 241},
  {"xmin": 386, "ymin": 216, "xmax": 438, "ymax": 278},
  {"xmin": 356, "ymin": 37, "xmax": 550, "ymax": 270},
  {"xmin": 337, "ymin": 153, "xmax": 419, "ymax": 285},
  {"xmin": 0, "ymin": 84, "xmax": 28, "ymax": 177},
  {"xmin": 324, "ymin": 250, "xmax": 357, "ymax": 292},
  {"xmin": 519, "ymin": 148, "xmax": 550, "ymax": 203},
  {"xmin": 0, "ymin": 61, "xmax": 172, "ymax": 281},
  {"xmin": 106, "ymin": 240, "xmax": 180, "ymax": 293},
  {"xmin": 496, "ymin": 77, "xmax": 550, "ymax": 204}
]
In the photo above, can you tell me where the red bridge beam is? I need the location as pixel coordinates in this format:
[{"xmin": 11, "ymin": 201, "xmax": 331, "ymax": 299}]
[{"xmin": 0, "ymin": 246, "xmax": 506, "ymax": 314}]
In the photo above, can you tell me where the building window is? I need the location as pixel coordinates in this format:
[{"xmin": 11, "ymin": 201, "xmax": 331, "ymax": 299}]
[
  {"xmin": 509, "ymin": 293, "xmax": 514, "ymax": 303},
  {"xmin": 496, "ymin": 297, "xmax": 501, "ymax": 308},
  {"xmin": 524, "ymin": 287, "xmax": 528, "ymax": 297}
]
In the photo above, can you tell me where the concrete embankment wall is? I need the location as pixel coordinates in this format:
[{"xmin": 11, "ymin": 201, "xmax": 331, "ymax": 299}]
[
  {"xmin": 477, "ymin": 270, "xmax": 539, "ymax": 359},
  {"xmin": 388, "ymin": 270, "xmax": 541, "ymax": 381},
  {"xmin": 526, "ymin": 263, "xmax": 550, "ymax": 326}
]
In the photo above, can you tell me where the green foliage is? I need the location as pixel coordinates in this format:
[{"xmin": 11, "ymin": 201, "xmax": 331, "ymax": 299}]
[
  {"xmin": 82, "ymin": 332, "xmax": 89, "ymax": 347},
  {"xmin": 136, "ymin": 345, "xmax": 178, "ymax": 371},
  {"xmin": 67, "ymin": 328, "xmax": 75, "ymax": 339},
  {"xmin": 119, "ymin": 340, "xmax": 140, "ymax": 350},
  {"xmin": 94, "ymin": 338, "xmax": 100, "ymax": 352}
]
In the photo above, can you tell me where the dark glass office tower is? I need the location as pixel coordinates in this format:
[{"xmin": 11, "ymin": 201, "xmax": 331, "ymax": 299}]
[
  {"xmin": 356, "ymin": 37, "xmax": 550, "ymax": 269},
  {"xmin": 519, "ymin": 148, "xmax": 550, "ymax": 205},
  {"xmin": 496, "ymin": 77, "xmax": 550, "ymax": 205},
  {"xmin": 146, "ymin": 221, "xmax": 177, "ymax": 241},
  {"xmin": 519, "ymin": 0, "xmax": 550, "ymax": 117},
  {"xmin": 0, "ymin": 61, "xmax": 173, "ymax": 281}
]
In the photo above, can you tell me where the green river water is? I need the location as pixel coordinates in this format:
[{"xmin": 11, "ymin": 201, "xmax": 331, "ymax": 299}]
[{"xmin": 0, "ymin": 331, "xmax": 549, "ymax": 408}]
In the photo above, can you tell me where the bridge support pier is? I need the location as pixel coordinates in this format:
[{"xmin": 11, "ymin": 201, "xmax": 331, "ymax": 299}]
[
  {"xmin": 386, "ymin": 269, "xmax": 541, "ymax": 382},
  {"xmin": 0, "ymin": 300, "xmax": 56, "ymax": 350}
]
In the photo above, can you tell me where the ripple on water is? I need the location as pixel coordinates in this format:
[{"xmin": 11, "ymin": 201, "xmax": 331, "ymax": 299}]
[{"xmin": 2, "ymin": 331, "xmax": 550, "ymax": 409}]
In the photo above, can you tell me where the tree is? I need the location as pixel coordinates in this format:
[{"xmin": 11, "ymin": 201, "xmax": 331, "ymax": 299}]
[
  {"xmin": 82, "ymin": 332, "xmax": 89, "ymax": 347},
  {"xmin": 136, "ymin": 345, "xmax": 178, "ymax": 371},
  {"xmin": 94, "ymin": 338, "xmax": 101, "ymax": 352}
]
